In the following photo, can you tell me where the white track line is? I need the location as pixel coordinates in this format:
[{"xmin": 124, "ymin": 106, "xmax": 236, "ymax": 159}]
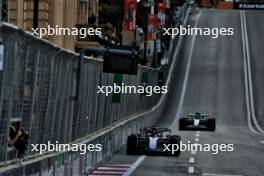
[
  {"xmin": 189, "ymin": 157, "xmax": 195, "ymax": 163},
  {"xmin": 240, "ymin": 10, "xmax": 257, "ymax": 135},
  {"xmin": 195, "ymin": 138, "xmax": 199, "ymax": 142},
  {"xmin": 174, "ymin": 13, "xmax": 201, "ymax": 121},
  {"xmin": 242, "ymin": 11, "xmax": 264, "ymax": 134},
  {"xmin": 123, "ymin": 155, "xmax": 146, "ymax": 176},
  {"xmin": 188, "ymin": 166, "xmax": 194, "ymax": 174},
  {"xmin": 240, "ymin": 11, "xmax": 264, "ymax": 135},
  {"xmin": 191, "ymin": 150, "xmax": 196, "ymax": 155}
]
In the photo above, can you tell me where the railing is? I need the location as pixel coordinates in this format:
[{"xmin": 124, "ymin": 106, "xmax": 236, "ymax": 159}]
[
  {"xmin": 0, "ymin": 3, "xmax": 190, "ymax": 175},
  {"xmin": 0, "ymin": 23, "xmax": 160, "ymax": 162}
]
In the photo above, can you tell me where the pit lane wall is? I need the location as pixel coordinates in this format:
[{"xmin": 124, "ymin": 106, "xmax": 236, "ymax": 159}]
[{"xmin": 0, "ymin": 3, "xmax": 189, "ymax": 175}]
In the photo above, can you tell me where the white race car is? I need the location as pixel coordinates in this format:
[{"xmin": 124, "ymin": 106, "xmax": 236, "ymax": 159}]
[
  {"xmin": 126, "ymin": 126, "xmax": 181, "ymax": 156},
  {"xmin": 179, "ymin": 112, "xmax": 216, "ymax": 131}
]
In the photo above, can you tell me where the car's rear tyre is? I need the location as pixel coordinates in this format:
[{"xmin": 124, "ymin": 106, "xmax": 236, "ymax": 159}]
[
  {"xmin": 179, "ymin": 118, "xmax": 187, "ymax": 130},
  {"xmin": 126, "ymin": 135, "xmax": 138, "ymax": 155},
  {"xmin": 169, "ymin": 135, "xmax": 181, "ymax": 156},
  {"xmin": 208, "ymin": 118, "xmax": 216, "ymax": 131}
]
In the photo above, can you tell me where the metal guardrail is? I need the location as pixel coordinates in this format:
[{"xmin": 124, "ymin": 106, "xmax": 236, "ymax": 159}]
[
  {"xmin": 0, "ymin": 22, "xmax": 160, "ymax": 162},
  {"xmin": 0, "ymin": 3, "xmax": 190, "ymax": 175}
]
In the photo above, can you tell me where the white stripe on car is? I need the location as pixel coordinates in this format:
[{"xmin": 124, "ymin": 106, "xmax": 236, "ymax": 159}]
[
  {"xmin": 194, "ymin": 119, "xmax": 200, "ymax": 126},
  {"xmin": 149, "ymin": 137, "xmax": 159, "ymax": 151}
]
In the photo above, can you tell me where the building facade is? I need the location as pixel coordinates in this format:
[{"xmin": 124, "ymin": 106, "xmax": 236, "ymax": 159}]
[{"xmin": 1, "ymin": 0, "xmax": 99, "ymax": 51}]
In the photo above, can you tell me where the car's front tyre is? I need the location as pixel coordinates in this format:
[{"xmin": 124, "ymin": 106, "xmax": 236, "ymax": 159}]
[
  {"xmin": 179, "ymin": 118, "xmax": 187, "ymax": 131},
  {"xmin": 126, "ymin": 135, "xmax": 138, "ymax": 155},
  {"xmin": 208, "ymin": 118, "xmax": 216, "ymax": 131},
  {"xmin": 169, "ymin": 135, "xmax": 181, "ymax": 156}
]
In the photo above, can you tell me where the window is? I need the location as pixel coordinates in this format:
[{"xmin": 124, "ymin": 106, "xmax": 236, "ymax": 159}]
[
  {"xmin": 79, "ymin": 0, "xmax": 91, "ymax": 24},
  {"xmin": 1, "ymin": 0, "xmax": 9, "ymax": 22}
]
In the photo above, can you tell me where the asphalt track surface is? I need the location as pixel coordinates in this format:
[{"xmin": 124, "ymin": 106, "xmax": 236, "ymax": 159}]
[{"xmin": 94, "ymin": 9, "xmax": 264, "ymax": 176}]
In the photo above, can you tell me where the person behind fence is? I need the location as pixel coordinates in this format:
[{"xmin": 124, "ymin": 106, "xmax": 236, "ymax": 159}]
[{"xmin": 8, "ymin": 122, "xmax": 29, "ymax": 158}]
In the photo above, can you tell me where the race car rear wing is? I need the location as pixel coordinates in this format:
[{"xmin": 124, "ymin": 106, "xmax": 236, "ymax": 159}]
[
  {"xmin": 188, "ymin": 113, "xmax": 209, "ymax": 117},
  {"xmin": 140, "ymin": 127, "xmax": 171, "ymax": 133}
]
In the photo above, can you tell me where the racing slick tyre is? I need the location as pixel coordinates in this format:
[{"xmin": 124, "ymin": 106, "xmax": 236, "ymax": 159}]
[
  {"xmin": 169, "ymin": 135, "xmax": 181, "ymax": 156},
  {"xmin": 208, "ymin": 118, "xmax": 216, "ymax": 131},
  {"xmin": 179, "ymin": 118, "xmax": 187, "ymax": 130},
  {"xmin": 126, "ymin": 135, "xmax": 138, "ymax": 155}
]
